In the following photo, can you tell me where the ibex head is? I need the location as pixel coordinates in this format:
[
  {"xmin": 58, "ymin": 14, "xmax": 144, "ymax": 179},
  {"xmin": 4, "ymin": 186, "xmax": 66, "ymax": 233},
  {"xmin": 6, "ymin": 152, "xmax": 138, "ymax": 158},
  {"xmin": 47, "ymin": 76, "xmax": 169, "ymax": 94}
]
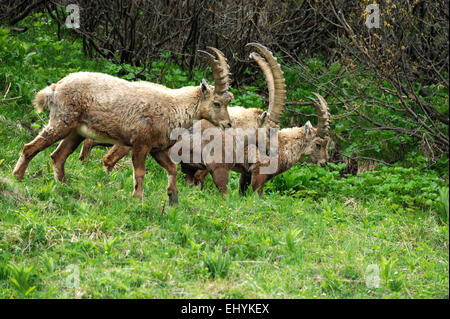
[
  {"xmin": 303, "ymin": 93, "xmax": 332, "ymax": 168},
  {"xmin": 198, "ymin": 47, "xmax": 233, "ymax": 130}
]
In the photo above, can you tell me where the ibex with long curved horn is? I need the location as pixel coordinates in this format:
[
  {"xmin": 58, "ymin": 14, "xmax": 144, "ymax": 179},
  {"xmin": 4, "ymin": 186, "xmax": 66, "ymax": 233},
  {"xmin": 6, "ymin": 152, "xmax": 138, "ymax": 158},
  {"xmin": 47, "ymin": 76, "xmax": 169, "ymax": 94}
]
[
  {"xmin": 79, "ymin": 47, "xmax": 236, "ymax": 171},
  {"xmin": 13, "ymin": 47, "xmax": 233, "ymax": 204},
  {"xmin": 178, "ymin": 43, "xmax": 287, "ymax": 194},
  {"xmin": 80, "ymin": 44, "xmax": 287, "ymax": 195},
  {"xmin": 242, "ymin": 93, "xmax": 332, "ymax": 196}
]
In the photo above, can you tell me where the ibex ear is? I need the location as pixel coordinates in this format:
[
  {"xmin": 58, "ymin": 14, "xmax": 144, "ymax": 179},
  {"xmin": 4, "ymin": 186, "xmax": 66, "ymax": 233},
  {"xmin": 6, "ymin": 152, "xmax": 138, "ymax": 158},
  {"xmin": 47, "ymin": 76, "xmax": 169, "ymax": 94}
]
[
  {"xmin": 257, "ymin": 111, "xmax": 268, "ymax": 127},
  {"xmin": 304, "ymin": 121, "xmax": 313, "ymax": 140},
  {"xmin": 200, "ymin": 79, "xmax": 209, "ymax": 97}
]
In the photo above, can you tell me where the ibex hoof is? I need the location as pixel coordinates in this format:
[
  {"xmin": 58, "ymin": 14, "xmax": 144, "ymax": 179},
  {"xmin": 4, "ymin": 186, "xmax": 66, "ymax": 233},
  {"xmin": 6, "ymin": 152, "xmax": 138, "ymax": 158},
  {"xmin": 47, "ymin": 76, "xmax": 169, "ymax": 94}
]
[
  {"xmin": 133, "ymin": 191, "xmax": 143, "ymax": 200},
  {"xmin": 168, "ymin": 190, "xmax": 178, "ymax": 206},
  {"xmin": 12, "ymin": 170, "xmax": 24, "ymax": 181},
  {"xmin": 103, "ymin": 165, "xmax": 113, "ymax": 173}
]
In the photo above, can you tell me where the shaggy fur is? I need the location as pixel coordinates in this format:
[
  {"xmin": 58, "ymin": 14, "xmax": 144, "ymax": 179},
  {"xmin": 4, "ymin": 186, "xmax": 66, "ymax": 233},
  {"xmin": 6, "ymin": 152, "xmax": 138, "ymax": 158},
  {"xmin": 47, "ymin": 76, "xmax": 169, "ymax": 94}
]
[
  {"xmin": 13, "ymin": 71, "xmax": 233, "ymax": 203},
  {"xmin": 243, "ymin": 124, "xmax": 331, "ymax": 196},
  {"xmin": 180, "ymin": 94, "xmax": 332, "ymax": 197},
  {"xmin": 83, "ymin": 44, "xmax": 286, "ymax": 194}
]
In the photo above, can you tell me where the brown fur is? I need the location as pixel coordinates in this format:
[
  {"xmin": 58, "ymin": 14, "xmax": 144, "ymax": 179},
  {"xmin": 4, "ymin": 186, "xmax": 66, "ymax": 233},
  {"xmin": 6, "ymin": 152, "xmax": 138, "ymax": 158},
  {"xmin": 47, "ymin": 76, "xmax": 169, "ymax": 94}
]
[
  {"xmin": 246, "ymin": 124, "xmax": 331, "ymax": 196},
  {"xmin": 78, "ymin": 43, "xmax": 283, "ymax": 179},
  {"xmin": 77, "ymin": 112, "xmax": 331, "ymax": 198},
  {"xmin": 180, "ymin": 122, "xmax": 331, "ymax": 197},
  {"xmin": 84, "ymin": 105, "xmax": 272, "ymax": 196},
  {"xmin": 13, "ymin": 72, "xmax": 233, "ymax": 203}
]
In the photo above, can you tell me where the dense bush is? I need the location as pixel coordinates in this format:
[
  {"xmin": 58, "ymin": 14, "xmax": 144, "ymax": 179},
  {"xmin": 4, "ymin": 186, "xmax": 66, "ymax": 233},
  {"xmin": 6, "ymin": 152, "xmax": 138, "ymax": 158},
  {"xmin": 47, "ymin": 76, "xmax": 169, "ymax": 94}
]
[{"xmin": 1, "ymin": 1, "xmax": 448, "ymax": 168}]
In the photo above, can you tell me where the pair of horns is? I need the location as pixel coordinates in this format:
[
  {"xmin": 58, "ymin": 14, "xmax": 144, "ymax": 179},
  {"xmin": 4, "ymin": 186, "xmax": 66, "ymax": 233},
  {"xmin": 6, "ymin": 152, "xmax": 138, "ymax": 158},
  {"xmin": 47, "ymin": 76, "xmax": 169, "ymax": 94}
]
[
  {"xmin": 309, "ymin": 92, "xmax": 330, "ymax": 138},
  {"xmin": 247, "ymin": 43, "xmax": 286, "ymax": 126},
  {"xmin": 198, "ymin": 47, "xmax": 230, "ymax": 95}
]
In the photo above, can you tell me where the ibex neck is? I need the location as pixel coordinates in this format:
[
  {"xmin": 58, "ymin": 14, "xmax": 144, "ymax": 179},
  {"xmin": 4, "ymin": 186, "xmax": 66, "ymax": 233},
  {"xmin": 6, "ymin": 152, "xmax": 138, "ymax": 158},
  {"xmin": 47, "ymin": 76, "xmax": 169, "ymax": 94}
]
[
  {"xmin": 277, "ymin": 127, "xmax": 308, "ymax": 173},
  {"xmin": 168, "ymin": 86, "xmax": 202, "ymax": 130}
]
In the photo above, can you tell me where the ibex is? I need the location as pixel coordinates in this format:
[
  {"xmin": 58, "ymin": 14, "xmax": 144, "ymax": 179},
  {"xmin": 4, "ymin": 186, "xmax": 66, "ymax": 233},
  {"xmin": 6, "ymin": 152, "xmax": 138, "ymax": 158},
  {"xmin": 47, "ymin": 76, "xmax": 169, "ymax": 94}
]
[
  {"xmin": 13, "ymin": 48, "xmax": 233, "ymax": 204},
  {"xmin": 181, "ymin": 93, "xmax": 331, "ymax": 196},
  {"xmin": 79, "ymin": 43, "xmax": 286, "ymax": 192},
  {"xmin": 178, "ymin": 43, "xmax": 286, "ymax": 194},
  {"xmin": 241, "ymin": 93, "xmax": 332, "ymax": 196}
]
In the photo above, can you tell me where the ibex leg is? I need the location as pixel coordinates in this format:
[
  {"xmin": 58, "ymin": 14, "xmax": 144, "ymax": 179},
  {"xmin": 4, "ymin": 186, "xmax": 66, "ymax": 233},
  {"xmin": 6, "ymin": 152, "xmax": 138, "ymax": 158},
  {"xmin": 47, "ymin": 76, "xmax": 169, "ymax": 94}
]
[
  {"xmin": 151, "ymin": 150, "xmax": 178, "ymax": 205},
  {"xmin": 131, "ymin": 144, "xmax": 150, "ymax": 200},
  {"xmin": 13, "ymin": 124, "xmax": 73, "ymax": 180},
  {"xmin": 51, "ymin": 131, "xmax": 84, "ymax": 182},
  {"xmin": 103, "ymin": 145, "xmax": 131, "ymax": 172},
  {"xmin": 211, "ymin": 167, "xmax": 229, "ymax": 197}
]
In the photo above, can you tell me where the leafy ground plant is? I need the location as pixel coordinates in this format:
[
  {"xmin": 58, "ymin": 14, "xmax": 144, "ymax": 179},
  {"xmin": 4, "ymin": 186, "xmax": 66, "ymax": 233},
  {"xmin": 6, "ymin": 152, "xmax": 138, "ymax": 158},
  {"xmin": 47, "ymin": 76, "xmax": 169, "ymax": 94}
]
[{"xmin": 8, "ymin": 263, "xmax": 36, "ymax": 297}]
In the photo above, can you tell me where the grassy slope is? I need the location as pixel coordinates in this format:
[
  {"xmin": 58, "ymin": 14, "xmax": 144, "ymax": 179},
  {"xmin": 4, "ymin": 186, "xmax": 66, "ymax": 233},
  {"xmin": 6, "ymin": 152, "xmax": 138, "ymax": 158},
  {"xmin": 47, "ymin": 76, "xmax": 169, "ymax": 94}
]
[{"xmin": 0, "ymin": 17, "xmax": 448, "ymax": 298}]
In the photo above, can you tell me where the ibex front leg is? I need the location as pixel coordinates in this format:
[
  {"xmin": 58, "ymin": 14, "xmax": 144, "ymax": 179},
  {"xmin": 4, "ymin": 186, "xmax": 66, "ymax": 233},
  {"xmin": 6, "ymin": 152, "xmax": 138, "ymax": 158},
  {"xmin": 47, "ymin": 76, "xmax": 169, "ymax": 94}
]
[
  {"xmin": 211, "ymin": 167, "xmax": 229, "ymax": 197},
  {"xmin": 239, "ymin": 173, "xmax": 251, "ymax": 196},
  {"xmin": 103, "ymin": 145, "xmax": 131, "ymax": 172},
  {"xmin": 151, "ymin": 150, "xmax": 178, "ymax": 205},
  {"xmin": 251, "ymin": 173, "xmax": 269, "ymax": 197}
]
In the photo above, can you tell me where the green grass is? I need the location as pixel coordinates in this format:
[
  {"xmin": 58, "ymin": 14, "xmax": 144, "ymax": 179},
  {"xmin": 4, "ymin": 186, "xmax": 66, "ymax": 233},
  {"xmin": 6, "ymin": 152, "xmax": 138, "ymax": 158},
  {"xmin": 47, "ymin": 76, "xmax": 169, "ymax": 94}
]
[
  {"xmin": 0, "ymin": 15, "xmax": 448, "ymax": 299},
  {"xmin": 0, "ymin": 157, "xmax": 448, "ymax": 298}
]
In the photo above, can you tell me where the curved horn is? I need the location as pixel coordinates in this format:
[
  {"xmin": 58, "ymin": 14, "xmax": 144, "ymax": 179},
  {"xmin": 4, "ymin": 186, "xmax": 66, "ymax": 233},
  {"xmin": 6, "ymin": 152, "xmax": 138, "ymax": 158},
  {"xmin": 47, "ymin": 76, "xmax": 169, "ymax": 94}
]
[
  {"xmin": 198, "ymin": 47, "xmax": 230, "ymax": 95},
  {"xmin": 249, "ymin": 52, "xmax": 275, "ymax": 117},
  {"xmin": 310, "ymin": 93, "xmax": 330, "ymax": 137},
  {"xmin": 246, "ymin": 43, "xmax": 286, "ymax": 125},
  {"xmin": 207, "ymin": 47, "xmax": 231, "ymax": 89}
]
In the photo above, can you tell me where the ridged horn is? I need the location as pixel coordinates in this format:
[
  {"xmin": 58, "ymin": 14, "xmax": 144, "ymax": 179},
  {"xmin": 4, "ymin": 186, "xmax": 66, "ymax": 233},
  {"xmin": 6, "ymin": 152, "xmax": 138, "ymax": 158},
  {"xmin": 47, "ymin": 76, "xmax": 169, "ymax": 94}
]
[
  {"xmin": 246, "ymin": 43, "xmax": 286, "ymax": 125},
  {"xmin": 207, "ymin": 46, "xmax": 231, "ymax": 91},
  {"xmin": 249, "ymin": 52, "xmax": 275, "ymax": 118},
  {"xmin": 310, "ymin": 93, "xmax": 330, "ymax": 137},
  {"xmin": 198, "ymin": 47, "xmax": 230, "ymax": 95}
]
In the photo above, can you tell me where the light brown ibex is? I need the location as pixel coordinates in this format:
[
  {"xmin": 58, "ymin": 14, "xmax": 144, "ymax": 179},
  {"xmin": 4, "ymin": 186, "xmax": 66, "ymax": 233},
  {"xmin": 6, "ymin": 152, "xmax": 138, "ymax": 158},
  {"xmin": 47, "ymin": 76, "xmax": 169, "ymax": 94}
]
[
  {"xmin": 180, "ymin": 93, "xmax": 331, "ymax": 196},
  {"xmin": 13, "ymin": 48, "xmax": 233, "ymax": 204},
  {"xmin": 241, "ymin": 93, "xmax": 332, "ymax": 196},
  {"xmin": 82, "ymin": 43, "xmax": 286, "ymax": 193}
]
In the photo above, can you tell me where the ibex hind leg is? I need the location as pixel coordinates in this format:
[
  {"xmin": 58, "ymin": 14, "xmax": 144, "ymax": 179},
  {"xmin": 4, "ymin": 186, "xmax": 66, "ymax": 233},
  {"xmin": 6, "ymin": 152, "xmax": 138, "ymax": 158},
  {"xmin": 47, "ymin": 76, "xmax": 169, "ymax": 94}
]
[
  {"xmin": 211, "ymin": 167, "xmax": 229, "ymax": 198},
  {"xmin": 103, "ymin": 145, "xmax": 131, "ymax": 172},
  {"xmin": 13, "ymin": 124, "xmax": 74, "ymax": 180},
  {"xmin": 151, "ymin": 150, "xmax": 178, "ymax": 205},
  {"xmin": 51, "ymin": 130, "xmax": 84, "ymax": 183}
]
